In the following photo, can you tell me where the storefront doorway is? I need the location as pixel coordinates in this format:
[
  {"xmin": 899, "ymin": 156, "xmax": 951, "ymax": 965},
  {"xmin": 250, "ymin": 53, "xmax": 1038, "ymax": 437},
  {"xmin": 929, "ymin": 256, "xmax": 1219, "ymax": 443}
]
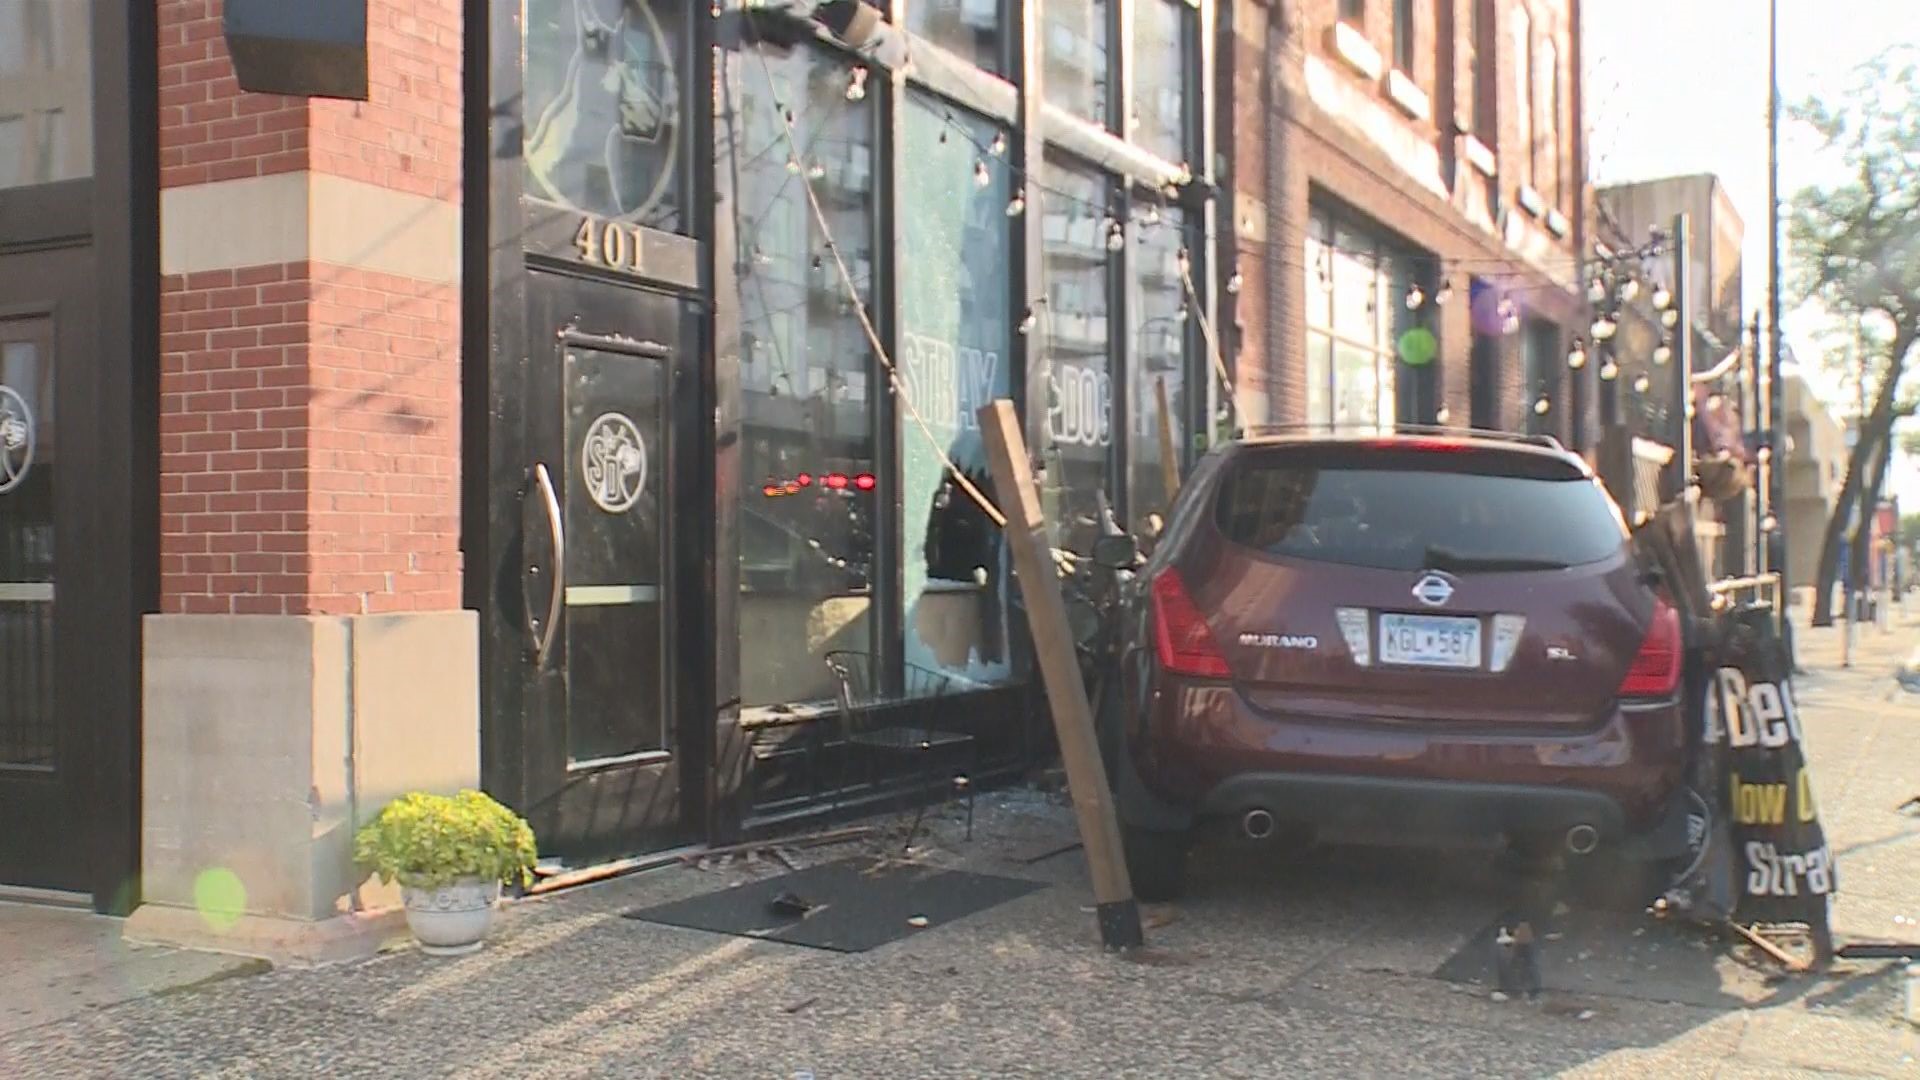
[{"xmin": 500, "ymin": 271, "xmax": 708, "ymax": 862}]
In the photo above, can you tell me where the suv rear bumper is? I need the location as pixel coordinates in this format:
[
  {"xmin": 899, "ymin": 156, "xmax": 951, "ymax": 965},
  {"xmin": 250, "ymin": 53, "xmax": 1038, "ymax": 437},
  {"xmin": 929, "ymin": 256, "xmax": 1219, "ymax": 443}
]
[{"xmin": 1202, "ymin": 771, "xmax": 1622, "ymax": 840}]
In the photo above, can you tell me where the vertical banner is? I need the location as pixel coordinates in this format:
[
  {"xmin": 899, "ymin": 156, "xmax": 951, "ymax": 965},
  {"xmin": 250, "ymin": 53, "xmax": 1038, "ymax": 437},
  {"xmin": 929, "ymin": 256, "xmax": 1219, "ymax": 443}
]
[{"xmin": 1709, "ymin": 605, "xmax": 1836, "ymax": 932}]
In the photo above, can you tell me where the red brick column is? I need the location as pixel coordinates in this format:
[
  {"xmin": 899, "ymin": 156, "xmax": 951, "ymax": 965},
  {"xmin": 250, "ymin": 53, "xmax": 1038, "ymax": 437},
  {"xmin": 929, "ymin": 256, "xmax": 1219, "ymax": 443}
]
[{"xmin": 156, "ymin": 0, "xmax": 462, "ymax": 616}]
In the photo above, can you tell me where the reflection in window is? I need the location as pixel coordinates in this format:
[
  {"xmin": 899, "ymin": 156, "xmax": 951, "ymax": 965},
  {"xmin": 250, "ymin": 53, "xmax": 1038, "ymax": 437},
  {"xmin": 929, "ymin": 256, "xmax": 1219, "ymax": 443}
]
[
  {"xmin": 898, "ymin": 97, "xmax": 1015, "ymax": 694},
  {"xmin": 1039, "ymin": 161, "xmax": 1117, "ymax": 557},
  {"xmin": 0, "ymin": 0, "xmax": 90, "ymax": 189},
  {"xmin": 1044, "ymin": 0, "xmax": 1111, "ymax": 128},
  {"xmin": 1127, "ymin": 206, "xmax": 1188, "ymax": 526},
  {"xmin": 719, "ymin": 45, "xmax": 877, "ymax": 706},
  {"xmin": 524, "ymin": 0, "xmax": 685, "ymax": 231},
  {"xmin": 905, "ymin": 0, "xmax": 1002, "ymax": 76},
  {"xmin": 1131, "ymin": 0, "xmax": 1187, "ymax": 165},
  {"xmin": 1304, "ymin": 209, "xmax": 1402, "ymax": 432}
]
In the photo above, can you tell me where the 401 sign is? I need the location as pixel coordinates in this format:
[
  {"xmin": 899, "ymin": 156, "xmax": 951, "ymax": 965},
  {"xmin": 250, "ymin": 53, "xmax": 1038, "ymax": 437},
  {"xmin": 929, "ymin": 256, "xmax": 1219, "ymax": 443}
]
[{"xmin": 1047, "ymin": 362, "xmax": 1112, "ymax": 449}]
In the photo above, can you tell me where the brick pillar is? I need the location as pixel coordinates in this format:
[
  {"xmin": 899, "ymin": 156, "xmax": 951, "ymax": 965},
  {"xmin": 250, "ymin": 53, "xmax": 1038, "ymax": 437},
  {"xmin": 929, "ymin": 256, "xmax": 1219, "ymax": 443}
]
[{"xmin": 131, "ymin": 0, "xmax": 478, "ymax": 964}]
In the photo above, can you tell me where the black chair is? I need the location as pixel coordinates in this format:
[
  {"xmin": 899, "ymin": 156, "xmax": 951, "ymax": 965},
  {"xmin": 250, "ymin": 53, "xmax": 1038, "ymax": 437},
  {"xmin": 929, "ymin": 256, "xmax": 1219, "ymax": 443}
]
[{"xmin": 822, "ymin": 650, "xmax": 976, "ymax": 851}]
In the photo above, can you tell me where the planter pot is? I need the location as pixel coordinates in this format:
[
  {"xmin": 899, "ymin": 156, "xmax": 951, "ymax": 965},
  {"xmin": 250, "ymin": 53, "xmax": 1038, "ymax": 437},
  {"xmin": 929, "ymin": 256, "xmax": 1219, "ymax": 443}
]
[{"xmin": 401, "ymin": 878, "xmax": 501, "ymax": 956}]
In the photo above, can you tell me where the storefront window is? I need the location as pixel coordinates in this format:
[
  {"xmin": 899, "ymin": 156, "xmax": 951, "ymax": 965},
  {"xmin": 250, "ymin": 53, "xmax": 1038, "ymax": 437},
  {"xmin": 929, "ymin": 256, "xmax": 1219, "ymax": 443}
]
[
  {"xmin": 1303, "ymin": 209, "xmax": 1398, "ymax": 431},
  {"xmin": 1131, "ymin": 0, "xmax": 1189, "ymax": 165},
  {"xmin": 1127, "ymin": 205, "xmax": 1188, "ymax": 526},
  {"xmin": 898, "ymin": 96, "xmax": 1015, "ymax": 694},
  {"xmin": 720, "ymin": 46, "xmax": 878, "ymax": 706},
  {"xmin": 1044, "ymin": 0, "xmax": 1111, "ymax": 128},
  {"xmin": 1524, "ymin": 318, "xmax": 1561, "ymax": 435},
  {"xmin": 524, "ymin": 0, "xmax": 686, "ymax": 232},
  {"xmin": 1038, "ymin": 160, "xmax": 1118, "ymax": 557},
  {"xmin": 0, "ymin": 0, "xmax": 91, "ymax": 189},
  {"xmin": 905, "ymin": 0, "xmax": 1003, "ymax": 76}
]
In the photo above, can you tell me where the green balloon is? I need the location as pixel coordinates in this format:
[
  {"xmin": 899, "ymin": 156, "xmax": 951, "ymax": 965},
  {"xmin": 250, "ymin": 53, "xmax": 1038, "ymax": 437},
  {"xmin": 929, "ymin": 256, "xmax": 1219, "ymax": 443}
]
[{"xmin": 1397, "ymin": 327, "xmax": 1438, "ymax": 367}]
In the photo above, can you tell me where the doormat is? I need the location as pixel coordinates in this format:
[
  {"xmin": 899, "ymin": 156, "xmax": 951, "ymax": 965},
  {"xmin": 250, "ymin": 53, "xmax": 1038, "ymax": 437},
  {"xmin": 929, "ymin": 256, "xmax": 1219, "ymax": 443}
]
[{"xmin": 623, "ymin": 859, "xmax": 1046, "ymax": 953}]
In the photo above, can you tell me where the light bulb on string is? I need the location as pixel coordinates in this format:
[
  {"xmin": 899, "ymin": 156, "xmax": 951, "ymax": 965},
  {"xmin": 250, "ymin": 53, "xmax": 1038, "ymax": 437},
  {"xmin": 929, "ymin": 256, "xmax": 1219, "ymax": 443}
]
[
  {"xmin": 1502, "ymin": 313, "xmax": 1520, "ymax": 335},
  {"xmin": 988, "ymin": 131, "xmax": 1007, "ymax": 156},
  {"xmin": 1651, "ymin": 285, "xmax": 1672, "ymax": 310},
  {"xmin": 1757, "ymin": 445, "xmax": 1774, "ymax": 464},
  {"xmin": 1599, "ymin": 359, "xmax": 1620, "ymax": 381},
  {"xmin": 1653, "ymin": 342, "xmax": 1672, "ymax": 366},
  {"xmin": 1591, "ymin": 316, "xmax": 1617, "ymax": 341},
  {"xmin": 846, "ymin": 68, "xmax": 868, "ymax": 101},
  {"xmin": 1633, "ymin": 373, "xmax": 1652, "ymax": 393},
  {"xmin": 1567, "ymin": 341, "xmax": 1588, "ymax": 369},
  {"xmin": 1017, "ymin": 307, "xmax": 1038, "ymax": 335},
  {"xmin": 1143, "ymin": 204, "xmax": 1162, "ymax": 227},
  {"xmin": 1661, "ymin": 308, "xmax": 1679, "ymax": 328},
  {"xmin": 1005, "ymin": 193, "xmax": 1026, "ymax": 217},
  {"xmin": 1225, "ymin": 270, "xmax": 1243, "ymax": 295},
  {"xmin": 1496, "ymin": 297, "xmax": 1517, "ymax": 318},
  {"xmin": 1534, "ymin": 395, "xmax": 1552, "ymax": 416},
  {"xmin": 1174, "ymin": 304, "xmax": 1190, "ymax": 323},
  {"xmin": 807, "ymin": 162, "xmax": 826, "ymax": 180},
  {"xmin": 1587, "ymin": 278, "xmax": 1608, "ymax": 303},
  {"xmin": 1433, "ymin": 279, "xmax": 1453, "ymax": 306},
  {"xmin": 1105, "ymin": 222, "xmax": 1126, "ymax": 252},
  {"xmin": 1618, "ymin": 278, "xmax": 1641, "ymax": 303},
  {"xmin": 973, "ymin": 161, "xmax": 991, "ymax": 189},
  {"xmin": 785, "ymin": 157, "xmax": 801, "ymax": 174},
  {"xmin": 1404, "ymin": 284, "xmax": 1425, "ymax": 310},
  {"xmin": 1762, "ymin": 514, "xmax": 1779, "ymax": 533},
  {"xmin": 1435, "ymin": 405, "xmax": 1452, "ymax": 424}
]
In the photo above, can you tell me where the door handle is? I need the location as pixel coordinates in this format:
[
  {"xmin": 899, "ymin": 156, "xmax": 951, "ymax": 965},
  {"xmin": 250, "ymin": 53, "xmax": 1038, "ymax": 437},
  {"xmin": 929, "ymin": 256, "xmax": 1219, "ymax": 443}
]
[{"xmin": 527, "ymin": 462, "xmax": 565, "ymax": 668}]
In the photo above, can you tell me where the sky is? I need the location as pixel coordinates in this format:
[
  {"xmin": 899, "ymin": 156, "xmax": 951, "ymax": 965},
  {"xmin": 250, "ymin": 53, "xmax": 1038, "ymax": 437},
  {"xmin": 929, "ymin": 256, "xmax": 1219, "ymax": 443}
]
[{"xmin": 1582, "ymin": 0, "xmax": 1917, "ymax": 502}]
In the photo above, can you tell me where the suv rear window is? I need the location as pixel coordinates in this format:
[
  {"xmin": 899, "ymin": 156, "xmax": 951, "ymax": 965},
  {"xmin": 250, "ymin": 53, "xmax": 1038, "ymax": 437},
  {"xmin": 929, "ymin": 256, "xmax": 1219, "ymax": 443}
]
[{"xmin": 1215, "ymin": 448, "xmax": 1627, "ymax": 572}]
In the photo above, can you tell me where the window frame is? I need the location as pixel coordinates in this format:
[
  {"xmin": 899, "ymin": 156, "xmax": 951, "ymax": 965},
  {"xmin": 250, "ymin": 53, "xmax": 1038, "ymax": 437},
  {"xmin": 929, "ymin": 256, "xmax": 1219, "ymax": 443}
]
[
  {"xmin": 1393, "ymin": 0, "xmax": 1416, "ymax": 75},
  {"xmin": 1511, "ymin": 5, "xmax": 1534, "ymax": 188}
]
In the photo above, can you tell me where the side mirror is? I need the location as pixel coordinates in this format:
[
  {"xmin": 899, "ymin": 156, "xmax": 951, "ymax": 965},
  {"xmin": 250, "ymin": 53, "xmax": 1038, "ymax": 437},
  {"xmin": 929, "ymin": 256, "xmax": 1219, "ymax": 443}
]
[{"xmin": 1092, "ymin": 533, "xmax": 1139, "ymax": 570}]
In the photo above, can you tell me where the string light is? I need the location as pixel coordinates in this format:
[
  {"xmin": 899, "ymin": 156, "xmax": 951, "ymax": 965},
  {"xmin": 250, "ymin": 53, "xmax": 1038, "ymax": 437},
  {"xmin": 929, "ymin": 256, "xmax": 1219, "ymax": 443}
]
[
  {"xmin": 785, "ymin": 158, "xmax": 801, "ymax": 174},
  {"xmin": 1587, "ymin": 278, "xmax": 1608, "ymax": 303},
  {"xmin": 1005, "ymin": 193, "xmax": 1026, "ymax": 217},
  {"xmin": 1502, "ymin": 312, "xmax": 1520, "ymax": 335},
  {"xmin": 846, "ymin": 68, "xmax": 868, "ymax": 102},
  {"xmin": 1174, "ymin": 304, "xmax": 1190, "ymax": 323},
  {"xmin": 1599, "ymin": 359, "xmax": 1620, "ymax": 381},
  {"xmin": 1661, "ymin": 308, "xmax": 1679, "ymax": 328},
  {"xmin": 1143, "ymin": 204, "xmax": 1162, "ymax": 227},
  {"xmin": 1591, "ymin": 316, "xmax": 1617, "ymax": 341},
  {"xmin": 1762, "ymin": 514, "xmax": 1779, "ymax": 533},
  {"xmin": 1567, "ymin": 341, "xmax": 1587, "ymax": 369},
  {"xmin": 1017, "ymin": 306, "xmax": 1038, "ymax": 335},
  {"xmin": 1533, "ymin": 395, "xmax": 1552, "ymax": 416},
  {"xmin": 807, "ymin": 162, "xmax": 826, "ymax": 180},
  {"xmin": 1651, "ymin": 285, "xmax": 1672, "ymax": 310},
  {"xmin": 1435, "ymin": 405, "xmax": 1452, "ymax": 424},
  {"xmin": 973, "ymin": 161, "xmax": 990, "ymax": 188},
  {"xmin": 988, "ymin": 131, "xmax": 1007, "ymax": 156},
  {"xmin": 1634, "ymin": 373, "xmax": 1652, "ymax": 392},
  {"xmin": 1618, "ymin": 278, "xmax": 1641, "ymax": 302},
  {"xmin": 1757, "ymin": 445, "xmax": 1773, "ymax": 464},
  {"xmin": 1105, "ymin": 219, "xmax": 1125, "ymax": 252},
  {"xmin": 1433, "ymin": 279, "xmax": 1453, "ymax": 306},
  {"xmin": 1225, "ymin": 270, "xmax": 1243, "ymax": 295},
  {"xmin": 1653, "ymin": 342, "xmax": 1672, "ymax": 366},
  {"xmin": 1405, "ymin": 284, "xmax": 1425, "ymax": 310}
]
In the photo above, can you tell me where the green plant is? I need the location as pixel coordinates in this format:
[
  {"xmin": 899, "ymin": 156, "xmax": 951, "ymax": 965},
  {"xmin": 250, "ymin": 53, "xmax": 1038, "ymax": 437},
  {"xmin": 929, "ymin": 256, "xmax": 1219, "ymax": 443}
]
[{"xmin": 353, "ymin": 789, "xmax": 537, "ymax": 890}]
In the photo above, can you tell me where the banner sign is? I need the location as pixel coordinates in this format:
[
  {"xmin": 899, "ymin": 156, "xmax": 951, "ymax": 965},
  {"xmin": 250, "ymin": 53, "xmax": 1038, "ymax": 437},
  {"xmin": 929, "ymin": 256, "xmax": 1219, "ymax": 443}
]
[{"xmin": 1708, "ymin": 604, "xmax": 1836, "ymax": 928}]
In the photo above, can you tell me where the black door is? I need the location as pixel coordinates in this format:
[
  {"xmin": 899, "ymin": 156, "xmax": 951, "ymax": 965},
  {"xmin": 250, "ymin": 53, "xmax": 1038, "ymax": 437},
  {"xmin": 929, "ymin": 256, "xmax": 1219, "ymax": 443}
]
[
  {"xmin": 0, "ymin": 253, "xmax": 82, "ymax": 892},
  {"xmin": 517, "ymin": 272, "xmax": 703, "ymax": 861}
]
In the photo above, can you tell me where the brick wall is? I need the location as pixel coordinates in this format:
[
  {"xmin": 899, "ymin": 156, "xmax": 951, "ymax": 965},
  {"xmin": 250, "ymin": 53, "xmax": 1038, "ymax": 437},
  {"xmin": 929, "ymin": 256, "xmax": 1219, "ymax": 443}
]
[
  {"xmin": 1222, "ymin": 0, "xmax": 1586, "ymax": 440},
  {"xmin": 157, "ymin": 0, "xmax": 462, "ymax": 616}
]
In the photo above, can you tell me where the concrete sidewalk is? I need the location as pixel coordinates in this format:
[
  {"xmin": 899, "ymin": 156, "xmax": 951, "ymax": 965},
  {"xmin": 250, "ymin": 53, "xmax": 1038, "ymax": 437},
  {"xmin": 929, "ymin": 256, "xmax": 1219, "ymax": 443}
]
[{"xmin": 2, "ymin": 614, "xmax": 1918, "ymax": 1078}]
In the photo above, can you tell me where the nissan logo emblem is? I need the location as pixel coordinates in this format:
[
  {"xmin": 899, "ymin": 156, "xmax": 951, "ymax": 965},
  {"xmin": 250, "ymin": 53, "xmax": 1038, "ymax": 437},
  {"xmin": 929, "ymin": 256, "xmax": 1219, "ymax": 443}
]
[{"xmin": 1412, "ymin": 573, "xmax": 1454, "ymax": 607}]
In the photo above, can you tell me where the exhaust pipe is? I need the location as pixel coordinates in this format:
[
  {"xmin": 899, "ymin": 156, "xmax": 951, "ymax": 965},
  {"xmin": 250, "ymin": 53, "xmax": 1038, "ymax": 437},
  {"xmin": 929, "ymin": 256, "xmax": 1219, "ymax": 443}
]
[
  {"xmin": 1565, "ymin": 824, "xmax": 1600, "ymax": 856},
  {"xmin": 1241, "ymin": 808, "xmax": 1276, "ymax": 841}
]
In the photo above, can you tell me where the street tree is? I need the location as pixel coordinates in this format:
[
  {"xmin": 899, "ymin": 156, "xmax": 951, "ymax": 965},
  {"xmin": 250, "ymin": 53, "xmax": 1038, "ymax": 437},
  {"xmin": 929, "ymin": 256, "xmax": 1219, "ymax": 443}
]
[{"xmin": 1788, "ymin": 47, "xmax": 1920, "ymax": 625}]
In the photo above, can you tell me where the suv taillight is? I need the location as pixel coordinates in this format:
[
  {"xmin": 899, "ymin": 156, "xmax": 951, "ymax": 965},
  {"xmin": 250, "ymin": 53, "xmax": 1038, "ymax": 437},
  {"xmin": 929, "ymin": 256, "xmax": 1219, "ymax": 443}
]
[
  {"xmin": 1151, "ymin": 569, "xmax": 1232, "ymax": 678},
  {"xmin": 1618, "ymin": 597, "xmax": 1682, "ymax": 698}
]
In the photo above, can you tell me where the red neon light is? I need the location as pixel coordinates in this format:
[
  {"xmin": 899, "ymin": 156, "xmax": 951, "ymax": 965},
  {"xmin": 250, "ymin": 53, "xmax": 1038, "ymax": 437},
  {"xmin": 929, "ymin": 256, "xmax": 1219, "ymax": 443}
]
[
  {"xmin": 824, "ymin": 473, "xmax": 849, "ymax": 489},
  {"xmin": 761, "ymin": 484, "xmax": 781, "ymax": 497},
  {"xmin": 796, "ymin": 472, "xmax": 813, "ymax": 487},
  {"xmin": 853, "ymin": 473, "xmax": 877, "ymax": 491}
]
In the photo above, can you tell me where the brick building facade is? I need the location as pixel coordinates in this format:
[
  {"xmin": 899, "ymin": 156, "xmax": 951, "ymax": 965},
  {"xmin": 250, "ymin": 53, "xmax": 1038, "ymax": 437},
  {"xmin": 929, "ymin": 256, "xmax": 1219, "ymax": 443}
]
[
  {"xmin": 1, "ymin": 0, "xmax": 1599, "ymax": 956},
  {"xmin": 1218, "ymin": 0, "xmax": 1591, "ymax": 445}
]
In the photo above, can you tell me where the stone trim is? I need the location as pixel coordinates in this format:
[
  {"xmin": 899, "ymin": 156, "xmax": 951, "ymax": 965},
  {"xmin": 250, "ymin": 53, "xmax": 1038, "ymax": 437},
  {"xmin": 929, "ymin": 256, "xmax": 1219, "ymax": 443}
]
[{"xmin": 161, "ymin": 172, "xmax": 460, "ymax": 284}]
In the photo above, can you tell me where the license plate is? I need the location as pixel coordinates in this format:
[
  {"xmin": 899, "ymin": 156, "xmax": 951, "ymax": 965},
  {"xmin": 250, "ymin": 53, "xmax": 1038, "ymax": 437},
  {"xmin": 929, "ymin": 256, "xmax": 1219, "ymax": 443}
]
[{"xmin": 1378, "ymin": 613, "xmax": 1482, "ymax": 669}]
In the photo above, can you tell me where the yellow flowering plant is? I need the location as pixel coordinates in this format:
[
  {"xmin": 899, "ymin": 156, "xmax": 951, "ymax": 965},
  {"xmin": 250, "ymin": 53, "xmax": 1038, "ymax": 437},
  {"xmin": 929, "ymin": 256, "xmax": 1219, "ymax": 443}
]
[{"xmin": 353, "ymin": 789, "xmax": 538, "ymax": 890}]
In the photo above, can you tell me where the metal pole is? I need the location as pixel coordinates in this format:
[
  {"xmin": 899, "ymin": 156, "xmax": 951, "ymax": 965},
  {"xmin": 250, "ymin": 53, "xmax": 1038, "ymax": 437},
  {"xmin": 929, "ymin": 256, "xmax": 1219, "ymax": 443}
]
[
  {"xmin": 1672, "ymin": 212, "xmax": 1694, "ymax": 504},
  {"xmin": 1767, "ymin": 0, "xmax": 1787, "ymax": 589}
]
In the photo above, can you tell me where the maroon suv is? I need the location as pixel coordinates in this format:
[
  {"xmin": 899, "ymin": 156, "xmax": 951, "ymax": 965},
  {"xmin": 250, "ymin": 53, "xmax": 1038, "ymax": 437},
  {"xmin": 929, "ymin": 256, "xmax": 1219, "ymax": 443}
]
[{"xmin": 1104, "ymin": 432, "xmax": 1691, "ymax": 900}]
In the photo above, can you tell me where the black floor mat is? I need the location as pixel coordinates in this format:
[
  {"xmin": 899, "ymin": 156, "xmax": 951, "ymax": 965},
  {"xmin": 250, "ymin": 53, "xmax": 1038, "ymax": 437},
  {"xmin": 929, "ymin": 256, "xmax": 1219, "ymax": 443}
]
[{"xmin": 623, "ymin": 859, "xmax": 1047, "ymax": 953}]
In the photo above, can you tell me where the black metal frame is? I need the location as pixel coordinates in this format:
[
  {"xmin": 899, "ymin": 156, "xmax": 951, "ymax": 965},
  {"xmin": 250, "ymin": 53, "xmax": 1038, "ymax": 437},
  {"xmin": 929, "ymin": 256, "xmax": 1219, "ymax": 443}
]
[{"xmin": 0, "ymin": 0, "xmax": 157, "ymax": 911}]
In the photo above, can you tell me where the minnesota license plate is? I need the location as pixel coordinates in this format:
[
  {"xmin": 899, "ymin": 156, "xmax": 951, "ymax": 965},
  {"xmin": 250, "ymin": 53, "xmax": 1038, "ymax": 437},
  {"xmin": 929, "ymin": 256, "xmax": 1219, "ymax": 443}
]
[{"xmin": 1378, "ymin": 613, "xmax": 1482, "ymax": 669}]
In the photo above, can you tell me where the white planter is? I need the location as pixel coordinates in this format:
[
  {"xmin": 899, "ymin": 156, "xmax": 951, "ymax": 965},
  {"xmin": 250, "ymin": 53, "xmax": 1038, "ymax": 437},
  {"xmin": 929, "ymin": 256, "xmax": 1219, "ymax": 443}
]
[{"xmin": 401, "ymin": 878, "xmax": 500, "ymax": 956}]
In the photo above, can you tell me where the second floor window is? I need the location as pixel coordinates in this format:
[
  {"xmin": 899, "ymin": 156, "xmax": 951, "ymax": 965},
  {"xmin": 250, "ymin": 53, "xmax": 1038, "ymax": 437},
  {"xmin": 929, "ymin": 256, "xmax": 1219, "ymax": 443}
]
[
  {"xmin": 1393, "ymin": 0, "xmax": 1415, "ymax": 73},
  {"xmin": 1341, "ymin": 0, "xmax": 1365, "ymax": 22},
  {"xmin": 1538, "ymin": 36, "xmax": 1560, "ymax": 205},
  {"xmin": 1511, "ymin": 6, "xmax": 1533, "ymax": 187},
  {"xmin": 1472, "ymin": 0, "xmax": 1496, "ymax": 141}
]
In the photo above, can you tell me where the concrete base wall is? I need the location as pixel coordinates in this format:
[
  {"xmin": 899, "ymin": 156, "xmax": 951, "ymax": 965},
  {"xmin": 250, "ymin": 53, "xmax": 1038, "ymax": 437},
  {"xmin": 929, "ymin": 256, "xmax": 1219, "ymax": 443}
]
[{"xmin": 126, "ymin": 611, "xmax": 478, "ymax": 964}]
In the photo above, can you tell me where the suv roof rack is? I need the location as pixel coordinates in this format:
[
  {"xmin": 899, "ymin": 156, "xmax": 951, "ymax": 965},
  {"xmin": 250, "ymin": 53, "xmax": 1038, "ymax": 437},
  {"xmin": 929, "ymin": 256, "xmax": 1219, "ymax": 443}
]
[{"xmin": 1238, "ymin": 422, "xmax": 1566, "ymax": 453}]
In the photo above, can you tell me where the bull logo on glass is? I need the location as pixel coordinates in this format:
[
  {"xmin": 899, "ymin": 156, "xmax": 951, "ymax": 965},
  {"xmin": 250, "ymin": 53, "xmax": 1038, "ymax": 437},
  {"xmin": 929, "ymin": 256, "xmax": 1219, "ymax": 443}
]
[
  {"xmin": 0, "ymin": 384, "xmax": 33, "ymax": 496},
  {"xmin": 1411, "ymin": 572, "xmax": 1454, "ymax": 608},
  {"xmin": 581, "ymin": 411, "xmax": 647, "ymax": 514}
]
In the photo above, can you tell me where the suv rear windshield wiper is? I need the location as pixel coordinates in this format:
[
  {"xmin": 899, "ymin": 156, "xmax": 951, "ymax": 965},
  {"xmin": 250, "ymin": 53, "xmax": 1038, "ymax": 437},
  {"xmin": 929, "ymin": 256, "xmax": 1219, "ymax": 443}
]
[{"xmin": 1422, "ymin": 547, "xmax": 1572, "ymax": 573}]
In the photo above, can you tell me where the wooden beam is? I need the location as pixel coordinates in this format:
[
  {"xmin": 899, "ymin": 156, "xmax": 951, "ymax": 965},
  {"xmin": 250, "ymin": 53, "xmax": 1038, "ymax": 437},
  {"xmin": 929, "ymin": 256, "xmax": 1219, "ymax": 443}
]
[
  {"xmin": 1156, "ymin": 376, "xmax": 1180, "ymax": 507},
  {"xmin": 978, "ymin": 399, "xmax": 1143, "ymax": 949}
]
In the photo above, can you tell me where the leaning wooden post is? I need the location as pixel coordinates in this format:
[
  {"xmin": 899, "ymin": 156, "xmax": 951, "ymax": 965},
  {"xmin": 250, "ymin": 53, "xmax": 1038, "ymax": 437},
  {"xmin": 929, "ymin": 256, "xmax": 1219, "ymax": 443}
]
[
  {"xmin": 1155, "ymin": 376, "xmax": 1180, "ymax": 505},
  {"xmin": 978, "ymin": 399, "xmax": 1144, "ymax": 950}
]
